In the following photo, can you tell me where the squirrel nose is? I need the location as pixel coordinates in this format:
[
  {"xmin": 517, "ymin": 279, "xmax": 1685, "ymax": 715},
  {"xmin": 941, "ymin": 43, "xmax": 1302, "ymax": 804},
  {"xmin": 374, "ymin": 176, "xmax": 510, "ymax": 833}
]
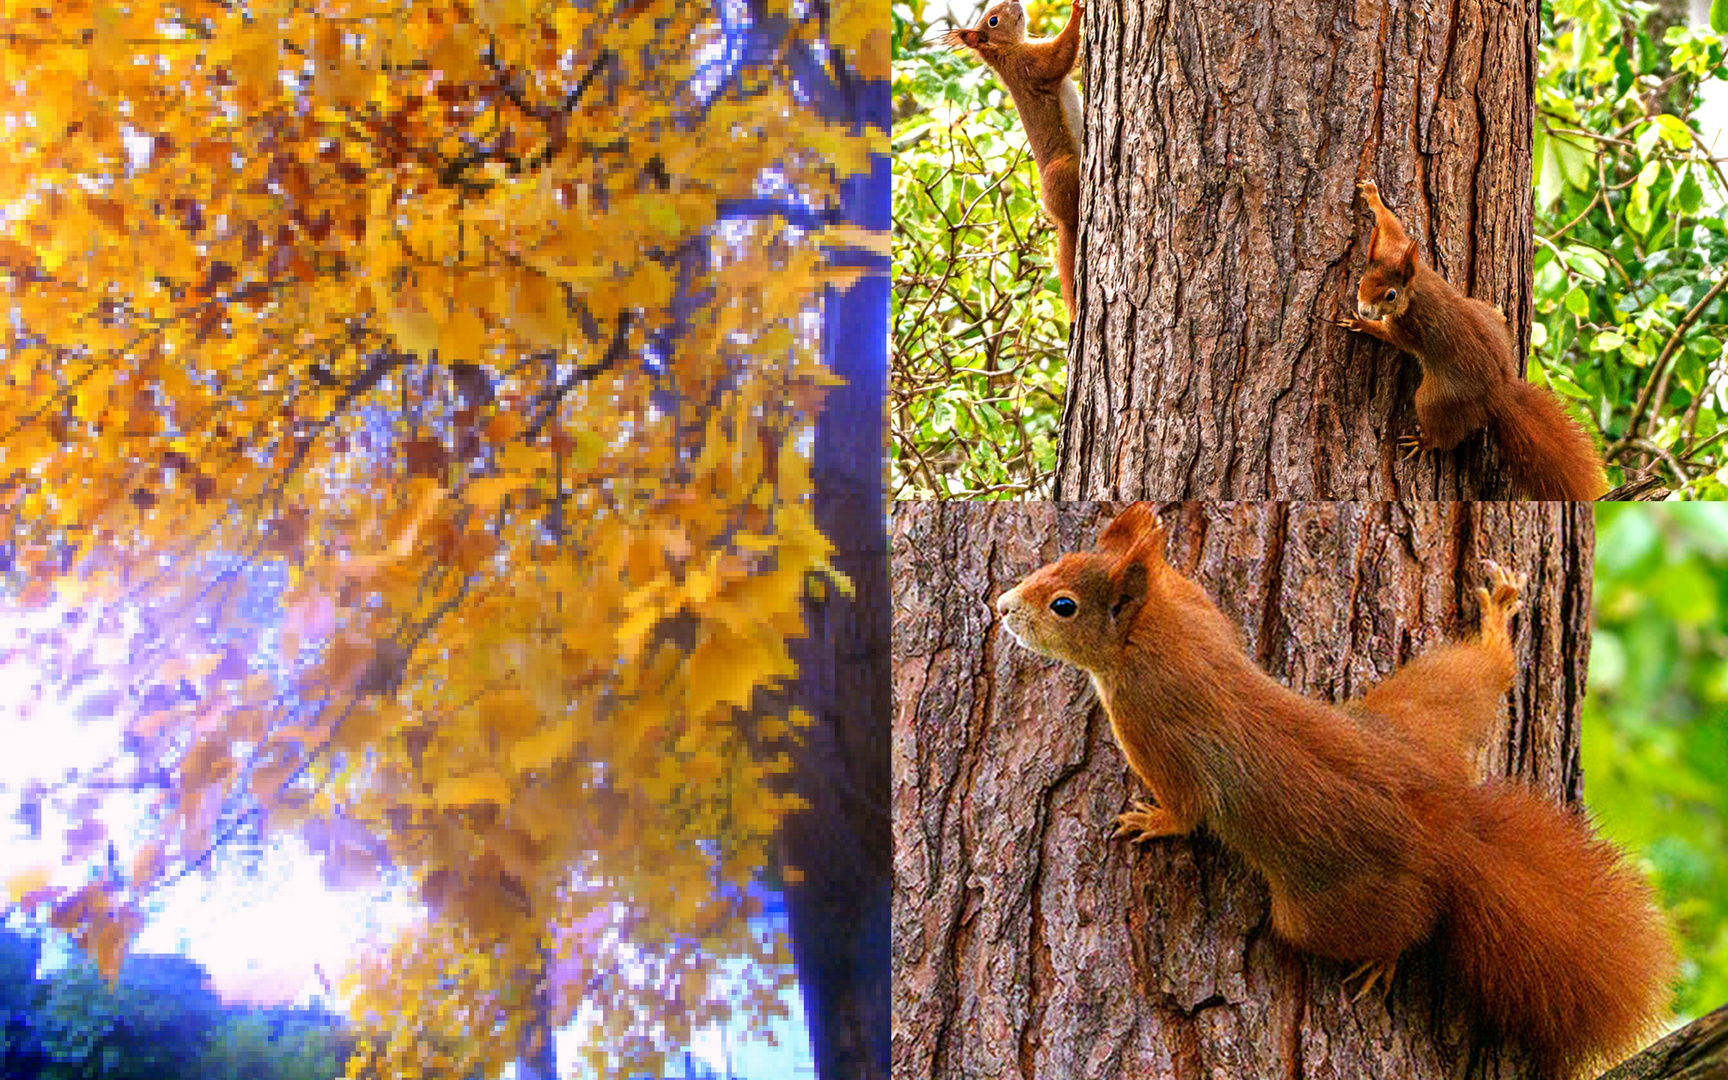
[
  {"xmin": 994, "ymin": 588, "xmax": 1019, "ymax": 616},
  {"xmin": 1356, "ymin": 300, "xmax": 1374, "ymax": 319}
]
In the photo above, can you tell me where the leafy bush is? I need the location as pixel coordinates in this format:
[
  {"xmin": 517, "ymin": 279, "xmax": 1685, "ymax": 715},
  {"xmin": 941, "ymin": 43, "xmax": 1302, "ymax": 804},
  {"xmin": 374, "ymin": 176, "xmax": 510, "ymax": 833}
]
[
  {"xmin": 198, "ymin": 1007, "xmax": 352, "ymax": 1080},
  {"xmin": 36, "ymin": 954, "xmax": 225, "ymax": 1080},
  {"xmin": 1536, "ymin": 0, "xmax": 1728, "ymax": 497},
  {"xmin": 891, "ymin": 1, "xmax": 1071, "ymax": 498}
]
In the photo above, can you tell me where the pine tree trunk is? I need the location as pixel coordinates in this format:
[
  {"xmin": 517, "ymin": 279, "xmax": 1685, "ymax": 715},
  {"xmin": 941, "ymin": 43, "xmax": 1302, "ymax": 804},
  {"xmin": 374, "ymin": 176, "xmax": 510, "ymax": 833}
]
[
  {"xmin": 1056, "ymin": 0, "xmax": 1538, "ymax": 500},
  {"xmin": 891, "ymin": 501, "xmax": 1594, "ymax": 1078}
]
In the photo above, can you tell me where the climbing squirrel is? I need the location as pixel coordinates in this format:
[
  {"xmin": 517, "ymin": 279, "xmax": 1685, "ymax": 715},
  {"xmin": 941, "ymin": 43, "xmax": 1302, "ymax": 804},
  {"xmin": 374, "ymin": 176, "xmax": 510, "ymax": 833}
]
[
  {"xmin": 945, "ymin": 1, "xmax": 1082, "ymax": 315},
  {"xmin": 1338, "ymin": 180, "xmax": 1609, "ymax": 500},
  {"xmin": 995, "ymin": 505, "xmax": 1672, "ymax": 1079}
]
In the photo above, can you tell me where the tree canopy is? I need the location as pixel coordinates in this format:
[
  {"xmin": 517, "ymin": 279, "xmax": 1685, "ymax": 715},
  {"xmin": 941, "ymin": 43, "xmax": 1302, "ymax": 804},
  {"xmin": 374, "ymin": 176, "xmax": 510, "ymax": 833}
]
[{"xmin": 0, "ymin": 0, "xmax": 886, "ymax": 1076}]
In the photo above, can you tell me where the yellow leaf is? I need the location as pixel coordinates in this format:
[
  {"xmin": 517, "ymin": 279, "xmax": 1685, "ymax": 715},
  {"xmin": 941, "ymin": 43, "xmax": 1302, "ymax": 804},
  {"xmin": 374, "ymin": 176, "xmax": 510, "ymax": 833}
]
[
  {"xmin": 465, "ymin": 476, "xmax": 533, "ymax": 514},
  {"xmin": 130, "ymin": 844, "xmax": 162, "ymax": 889},
  {"xmin": 440, "ymin": 308, "xmax": 486, "ymax": 361},
  {"xmin": 387, "ymin": 306, "xmax": 442, "ymax": 357},
  {"xmin": 434, "ymin": 772, "xmax": 514, "ymax": 808},
  {"xmin": 5, "ymin": 866, "xmax": 53, "ymax": 904},
  {"xmin": 820, "ymin": 224, "xmax": 892, "ymax": 258},
  {"xmin": 614, "ymin": 603, "xmax": 661, "ymax": 660},
  {"xmin": 507, "ymin": 722, "xmax": 578, "ymax": 774},
  {"xmin": 389, "ymin": 480, "xmax": 446, "ymax": 558}
]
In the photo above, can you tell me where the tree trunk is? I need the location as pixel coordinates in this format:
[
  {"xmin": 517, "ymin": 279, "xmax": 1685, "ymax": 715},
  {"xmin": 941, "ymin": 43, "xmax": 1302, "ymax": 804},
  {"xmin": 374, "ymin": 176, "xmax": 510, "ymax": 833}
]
[
  {"xmin": 783, "ymin": 29, "xmax": 893, "ymax": 1079},
  {"xmin": 1056, "ymin": 0, "xmax": 1538, "ymax": 500},
  {"xmin": 891, "ymin": 501, "xmax": 1594, "ymax": 1079}
]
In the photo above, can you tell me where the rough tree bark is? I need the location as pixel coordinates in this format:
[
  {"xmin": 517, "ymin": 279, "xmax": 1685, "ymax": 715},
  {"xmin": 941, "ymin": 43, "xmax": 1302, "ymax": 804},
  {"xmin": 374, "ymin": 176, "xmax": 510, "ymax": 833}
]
[
  {"xmin": 1056, "ymin": 0, "xmax": 1537, "ymax": 500},
  {"xmin": 1596, "ymin": 1002, "xmax": 1728, "ymax": 1080},
  {"xmin": 891, "ymin": 501, "xmax": 1595, "ymax": 1079}
]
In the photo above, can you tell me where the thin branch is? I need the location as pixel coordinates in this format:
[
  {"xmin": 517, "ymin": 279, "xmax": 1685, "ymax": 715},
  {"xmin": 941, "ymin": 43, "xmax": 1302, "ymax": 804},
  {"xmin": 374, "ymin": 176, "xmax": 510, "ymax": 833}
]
[{"xmin": 523, "ymin": 312, "xmax": 636, "ymax": 440}]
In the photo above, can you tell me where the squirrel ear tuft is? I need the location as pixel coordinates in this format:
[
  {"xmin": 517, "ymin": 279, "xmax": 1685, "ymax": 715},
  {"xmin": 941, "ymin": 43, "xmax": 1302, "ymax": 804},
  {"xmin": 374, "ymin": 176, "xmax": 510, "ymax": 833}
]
[
  {"xmin": 1398, "ymin": 238, "xmax": 1418, "ymax": 279},
  {"xmin": 1096, "ymin": 503, "xmax": 1167, "ymax": 563}
]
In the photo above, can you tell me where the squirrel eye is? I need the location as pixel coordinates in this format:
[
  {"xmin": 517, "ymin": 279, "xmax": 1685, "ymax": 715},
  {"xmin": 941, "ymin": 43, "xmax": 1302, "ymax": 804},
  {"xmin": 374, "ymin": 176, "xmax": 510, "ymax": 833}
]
[
  {"xmin": 1385, "ymin": 287, "xmax": 1398, "ymax": 301},
  {"xmin": 1049, "ymin": 597, "xmax": 1078, "ymax": 617},
  {"xmin": 989, "ymin": 14, "xmax": 999, "ymax": 25}
]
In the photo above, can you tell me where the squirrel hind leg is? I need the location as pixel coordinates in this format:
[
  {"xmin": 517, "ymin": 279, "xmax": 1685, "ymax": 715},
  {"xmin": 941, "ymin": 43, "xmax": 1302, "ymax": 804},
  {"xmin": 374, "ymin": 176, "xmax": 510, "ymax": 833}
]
[
  {"xmin": 1475, "ymin": 560, "xmax": 1526, "ymax": 651},
  {"xmin": 1354, "ymin": 566, "xmax": 1527, "ymax": 781},
  {"xmin": 1039, "ymin": 156, "xmax": 1080, "ymax": 316}
]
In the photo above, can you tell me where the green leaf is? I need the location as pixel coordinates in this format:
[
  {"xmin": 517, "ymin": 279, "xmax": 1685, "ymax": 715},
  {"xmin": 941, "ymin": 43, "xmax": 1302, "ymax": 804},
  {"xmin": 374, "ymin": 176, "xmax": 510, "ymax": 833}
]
[
  {"xmin": 1635, "ymin": 120, "xmax": 1662, "ymax": 157},
  {"xmin": 1655, "ymin": 114, "xmax": 1694, "ymax": 150},
  {"xmin": 1712, "ymin": 0, "xmax": 1728, "ymax": 34},
  {"xmin": 1676, "ymin": 169, "xmax": 1704, "ymax": 215},
  {"xmin": 1554, "ymin": 134, "xmax": 1595, "ymax": 190},
  {"xmin": 931, "ymin": 397, "xmax": 956, "ymax": 434},
  {"xmin": 1592, "ymin": 330, "xmax": 1626, "ymax": 351}
]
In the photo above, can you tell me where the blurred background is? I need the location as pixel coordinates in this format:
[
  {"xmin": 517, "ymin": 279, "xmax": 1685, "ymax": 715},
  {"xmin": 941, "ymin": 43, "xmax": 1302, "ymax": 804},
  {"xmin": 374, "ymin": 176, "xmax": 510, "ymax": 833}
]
[{"xmin": 1588, "ymin": 503, "xmax": 1728, "ymax": 1023}]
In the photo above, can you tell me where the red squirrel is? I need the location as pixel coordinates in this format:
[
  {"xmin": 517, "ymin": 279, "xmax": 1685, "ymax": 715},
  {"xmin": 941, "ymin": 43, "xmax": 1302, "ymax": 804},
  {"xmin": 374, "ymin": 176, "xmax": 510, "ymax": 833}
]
[
  {"xmin": 1338, "ymin": 180, "xmax": 1610, "ymax": 500},
  {"xmin": 945, "ymin": 1, "xmax": 1082, "ymax": 315},
  {"xmin": 995, "ymin": 505, "xmax": 1672, "ymax": 1079}
]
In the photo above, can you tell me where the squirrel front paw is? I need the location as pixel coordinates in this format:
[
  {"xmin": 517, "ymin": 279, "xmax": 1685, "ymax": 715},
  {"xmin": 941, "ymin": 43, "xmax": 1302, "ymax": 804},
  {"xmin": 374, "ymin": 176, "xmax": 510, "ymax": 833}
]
[
  {"xmin": 1111, "ymin": 800, "xmax": 1185, "ymax": 844},
  {"xmin": 1071, "ymin": 0, "xmax": 1085, "ymax": 18},
  {"xmin": 1336, "ymin": 311, "xmax": 1365, "ymax": 333},
  {"xmin": 1476, "ymin": 559, "xmax": 1527, "ymax": 624},
  {"xmin": 1357, "ymin": 178, "xmax": 1380, "ymax": 200}
]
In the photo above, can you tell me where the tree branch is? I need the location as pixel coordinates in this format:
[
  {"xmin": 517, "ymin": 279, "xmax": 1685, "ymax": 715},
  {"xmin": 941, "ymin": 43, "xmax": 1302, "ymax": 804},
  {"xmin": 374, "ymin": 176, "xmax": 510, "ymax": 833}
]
[
  {"xmin": 1596, "ymin": 1003, "xmax": 1728, "ymax": 1079},
  {"xmin": 522, "ymin": 312, "xmax": 635, "ymax": 440}
]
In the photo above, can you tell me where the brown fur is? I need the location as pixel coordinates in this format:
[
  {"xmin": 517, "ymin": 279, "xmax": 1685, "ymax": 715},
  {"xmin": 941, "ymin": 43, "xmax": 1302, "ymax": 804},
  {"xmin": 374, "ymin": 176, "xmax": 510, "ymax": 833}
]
[
  {"xmin": 995, "ymin": 504, "xmax": 1673, "ymax": 1078},
  {"xmin": 1339, "ymin": 181, "xmax": 1609, "ymax": 500},
  {"xmin": 945, "ymin": 1, "xmax": 1083, "ymax": 314}
]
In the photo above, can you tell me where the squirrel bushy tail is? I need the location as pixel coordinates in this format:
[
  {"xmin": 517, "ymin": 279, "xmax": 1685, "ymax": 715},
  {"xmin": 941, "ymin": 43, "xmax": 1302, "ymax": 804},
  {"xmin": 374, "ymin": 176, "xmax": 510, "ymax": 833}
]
[
  {"xmin": 1443, "ymin": 780, "xmax": 1673, "ymax": 1078},
  {"xmin": 1488, "ymin": 372, "xmax": 1609, "ymax": 501}
]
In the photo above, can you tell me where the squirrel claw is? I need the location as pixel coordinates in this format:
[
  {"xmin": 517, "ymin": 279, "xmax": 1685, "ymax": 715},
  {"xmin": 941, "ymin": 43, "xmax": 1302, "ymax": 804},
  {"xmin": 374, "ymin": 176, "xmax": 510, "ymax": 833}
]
[
  {"xmin": 1396, "ymin": 432, "xmax": 1425, "ymax": 460},
  {"xmin": 1344, "ymin": 958, "xmax": 1397, "ymax": 1005},
  {"xmin": 1113, "ymin": 800, "xmax": 1181, "ymax": 845},
  {"xmin": 1357, "ymin": 178, "xmax": 1380, "ymax": 199},
  {"xmin": 1476, "ymin": 560, "xmax": 1527, "ymax": 621}
]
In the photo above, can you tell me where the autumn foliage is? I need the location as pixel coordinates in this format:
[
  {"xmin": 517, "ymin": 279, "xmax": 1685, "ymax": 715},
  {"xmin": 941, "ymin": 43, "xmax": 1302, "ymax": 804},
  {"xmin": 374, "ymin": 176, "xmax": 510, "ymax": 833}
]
[{"xmin": 0, "ymin": 0, "xmax": 884, "ymax": 1075}]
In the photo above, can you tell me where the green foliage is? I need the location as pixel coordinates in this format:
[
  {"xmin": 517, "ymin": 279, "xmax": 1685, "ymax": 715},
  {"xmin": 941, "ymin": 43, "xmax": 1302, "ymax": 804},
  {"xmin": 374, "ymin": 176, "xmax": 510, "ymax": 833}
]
[
  {"xmin": 1, "ymin": 927, "xmax": 47, "ymax": 1074},
  {"xmin": 1537, "ymin": 0, "xmax": 1728, "ymax": 496},
  {"xmin": 37, "ymin": 953, "xmax": 225, "ymax": 1079},
  {"xmin": 198, "ymin": 1008, "xmax": 353, "ymax": 1080},
  {"xmin": 0, "ymin": 932, "xmax": 368, "ymax": 1080},
  {"xmin": 891, "ymin": 1, "xmax": 1069, "ymax": 498},
  {"xmin": 1588, "ymin": 504, "xmax": 1728, "ymax": 1019}
]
